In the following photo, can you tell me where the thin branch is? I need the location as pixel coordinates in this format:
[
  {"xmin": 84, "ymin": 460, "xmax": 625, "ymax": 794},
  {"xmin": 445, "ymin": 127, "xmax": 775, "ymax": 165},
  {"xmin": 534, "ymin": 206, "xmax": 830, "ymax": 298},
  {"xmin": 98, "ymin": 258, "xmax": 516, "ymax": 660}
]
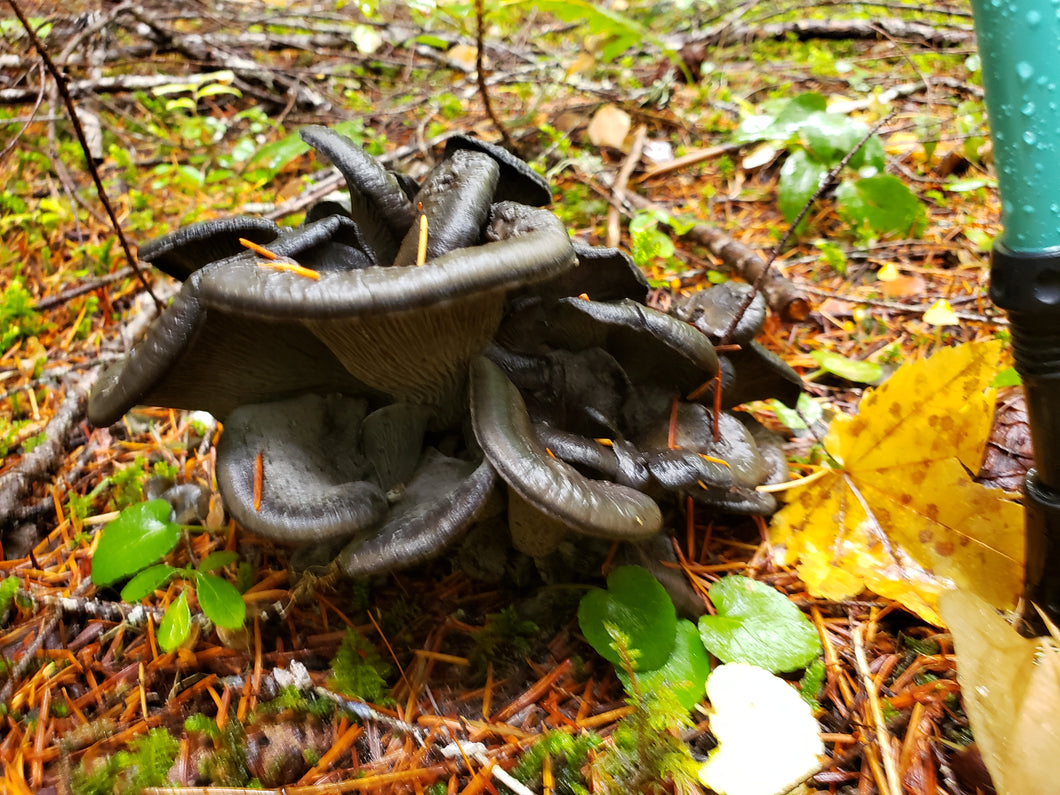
[
  {"xmin": 474, "ymin": 0, "xmax": 516, "ymax": 152},
  {"xmin": 4, "ymin": 0, "xmax": 162, "ymax": 310},
  {"xmin": 718, "ymin": 110, "xmax": 897, "ymax": 347}
]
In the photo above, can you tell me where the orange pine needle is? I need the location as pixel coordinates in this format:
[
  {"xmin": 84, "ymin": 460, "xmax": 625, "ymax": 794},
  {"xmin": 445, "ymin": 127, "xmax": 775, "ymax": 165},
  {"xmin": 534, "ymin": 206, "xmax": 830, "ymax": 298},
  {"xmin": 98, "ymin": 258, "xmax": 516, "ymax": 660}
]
[
  {"xmin": 698, "ymin": 453, "xmax": 730, "ymax": 467},
  {"xmin": 253, "ymin": 450, "xmax": 264, "ymax": 511},
  {"xmin": 257, "ymin": 259, "xmax": 321, "ymax": 280},
  {"xmin": 667, "ymin": 394, "xmax": 680, "ymax": 449},
  {"xmin": 239, "ymin": 237, "xmax": 278, "ymax": 259},
  {"xmin": 417, "ymin": 211, "xmax": 429, "ymax": 266}
]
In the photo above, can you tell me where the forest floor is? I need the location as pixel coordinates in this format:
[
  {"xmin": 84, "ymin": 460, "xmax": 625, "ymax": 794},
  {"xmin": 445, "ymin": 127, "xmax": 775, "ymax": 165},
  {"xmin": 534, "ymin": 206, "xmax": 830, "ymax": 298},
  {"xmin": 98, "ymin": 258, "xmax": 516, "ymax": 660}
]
[{"xmin": 0, "ymin": 1, "xmax": 1021, "ymax": 793}]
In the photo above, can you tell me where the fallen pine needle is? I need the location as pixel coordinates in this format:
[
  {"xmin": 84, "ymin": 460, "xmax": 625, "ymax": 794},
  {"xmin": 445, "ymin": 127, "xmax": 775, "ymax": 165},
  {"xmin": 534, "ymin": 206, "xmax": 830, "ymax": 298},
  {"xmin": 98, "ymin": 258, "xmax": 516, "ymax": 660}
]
[
  {"xmin": 253, "ymin": 451, "xmax": 264, "ymax": 511},
  {"xmin": 417, "ymin": 211, "xmax": 429, "ymax": 266},
  {"xmin": 239, "ymin": 237, "xmax": 278, "ymax": 259},
  {"xmin": 257, "ymin": 259, "xmax": 320, "ymax": 280},
  {"xmin": 757, "ymin": 466, "xmax": 831, "ymax": 493}
]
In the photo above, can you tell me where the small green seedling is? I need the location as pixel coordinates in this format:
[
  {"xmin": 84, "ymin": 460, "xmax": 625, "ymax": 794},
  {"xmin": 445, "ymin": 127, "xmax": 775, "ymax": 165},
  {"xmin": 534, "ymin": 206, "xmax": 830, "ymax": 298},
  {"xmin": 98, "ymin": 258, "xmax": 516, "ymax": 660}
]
[
  {"xmin": 92, "ymin": 499, "xmax": 246, "ymax": 651},
  {"xmin": 737, "ymin": 92, "xmax": 924, "ymax": 238},
  {"xmin": 578, "ymin": 565, "xmax": 678, "ymax": 673},
  {"xmin": 578, "ymin": 565, "xmax": 708, "ymax": 710},
  {"xmin": 578, "ymin": 568, "xmax": 825, "ymax": 793}
]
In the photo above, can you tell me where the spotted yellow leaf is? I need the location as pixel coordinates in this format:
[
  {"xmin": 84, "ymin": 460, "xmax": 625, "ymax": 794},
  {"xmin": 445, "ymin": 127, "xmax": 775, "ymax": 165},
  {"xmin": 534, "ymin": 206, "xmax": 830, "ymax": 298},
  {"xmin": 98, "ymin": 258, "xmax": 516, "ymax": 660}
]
[{"xmin": 769, "ymin": 341, "xmax": 1023, "ymax": 625}]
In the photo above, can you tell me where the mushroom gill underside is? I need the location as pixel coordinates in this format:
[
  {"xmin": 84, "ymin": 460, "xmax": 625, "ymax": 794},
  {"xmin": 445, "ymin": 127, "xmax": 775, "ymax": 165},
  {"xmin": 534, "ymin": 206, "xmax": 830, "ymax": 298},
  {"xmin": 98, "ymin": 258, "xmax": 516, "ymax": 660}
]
[{"xmin": 89, "ymin": 125, "xmax": 803, "ymax": 578}]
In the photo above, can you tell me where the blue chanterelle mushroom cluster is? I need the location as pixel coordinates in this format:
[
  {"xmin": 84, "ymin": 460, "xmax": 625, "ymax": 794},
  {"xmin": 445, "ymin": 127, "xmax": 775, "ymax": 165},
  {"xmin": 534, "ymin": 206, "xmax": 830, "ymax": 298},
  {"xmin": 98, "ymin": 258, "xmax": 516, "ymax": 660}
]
[{"xmin": 88, "ymin": 126, "xmax": 802, "ymax": 577}]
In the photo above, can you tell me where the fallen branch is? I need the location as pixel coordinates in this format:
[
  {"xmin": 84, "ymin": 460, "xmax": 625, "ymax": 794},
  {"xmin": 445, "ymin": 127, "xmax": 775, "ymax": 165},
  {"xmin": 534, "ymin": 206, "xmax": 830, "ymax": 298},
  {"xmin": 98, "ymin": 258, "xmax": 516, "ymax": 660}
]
[
  {"xmin": 613, "ymin": 187, "xmax": 811, "ymax": 322},
  {"xmin": 676, "ymin": 17, "xmax": 974, "ymax": 49},
  {"xmin": 0, "ymin": 372, "xmax": 95, "ymax": 530}
]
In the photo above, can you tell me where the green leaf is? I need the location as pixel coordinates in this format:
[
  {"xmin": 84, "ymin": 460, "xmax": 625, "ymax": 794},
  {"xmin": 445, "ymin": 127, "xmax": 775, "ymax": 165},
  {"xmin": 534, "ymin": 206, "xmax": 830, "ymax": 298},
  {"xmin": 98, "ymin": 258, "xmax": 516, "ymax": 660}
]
[
  {"xmin": 836, "ymin": 174, "xmax": 925, "ymax": 238},
  {"xmin": 853, "ymin": 134, "xmax": 886, "ymax": 173},
  {"xmin": 92, "ymin": 500, "xmax": 181, "ymax": 586},
  {"xmin": 618, "ymin": 620, "xmax": 710, "ymax": 710},
  {"xmin": 0, "ymin": 576, "xmax": 20, "ymax": 621},
  {"xmin": 158, "ymin": 591, "xmax": 191, "ymax": 652},
  {"xmin": 578, "ymin": 566, "xmax": 677, "ymax": 672},
  {"xmin": 799, "ymin": 657, "xmax": 827, "ymax": 707},
  {"xmin": 198, "ymin": 551, "xmax": 239, "ymax": 572},
  {"xmin": 946, "ymin": 177, "xmax": 996, "ymax": 192},
  {"xmin": 121, "ymin": 564, "xmax": 178, "ymax": 602},
  {"xmin": 769, "ymin": 393, "xmax": 823, "ymax": 432},
  {"xmin": 991, "ymin": 366, "xmax": 1022, "ymax": 387},
  {"xmin": 698, "ymin": 576, "xmax": 821, "ymax": 673},
  {"xmin": 245, "ymin": 130, "xmax": 309, "ymax": 173},
  {"xmin": 810, "ymin": 350, "xmax": 883, "ymax": 384},
  {"xmin": 801, "ymin": 111, "xmax": 868, "ymax": 166},
  {"xmin": 414, "ymin": 34, "xmax": 450, "ymax": 49},
  {"xmin": 778, "ymin": 149, "xmax": 827, "ymax": 223},
  {"xmin": 194, "ymin": 573, "xmax": 246, "ymax": 629},
  {"xmin": 769, "ymin": 93, "xmax": 828, "ymax": 137}
]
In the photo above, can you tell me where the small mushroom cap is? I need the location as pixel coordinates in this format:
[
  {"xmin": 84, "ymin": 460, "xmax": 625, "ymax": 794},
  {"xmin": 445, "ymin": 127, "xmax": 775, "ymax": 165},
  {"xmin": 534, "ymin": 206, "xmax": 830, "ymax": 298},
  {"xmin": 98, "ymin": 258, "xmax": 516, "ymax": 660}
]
[
  {"xmin": 532, "ymin": 425, "xmax": 651, "ymax": 490},
  {"xmin": 216, "ymin": 394, "xmax": 388, "ymax": 542},
  {"xmin": 672, "ymin": 282, "xmax": 768, "ymax": 344},
  {"xmin": 336, "ymin": 450, "xmax": 495, "ymax": 578},
  {"xmin": 637, "ymin": 402, "xmax": 778, "ymax": 516},
  {"xmin": 470, "ymin": 356, "xmax": 662, "ymax": 540},
  {"xmin": 392, "ymin": 150, "xmax": 499, "ymax": 267},
  {"xmin": 639, "ymin": 403, "xmax": 767, "ymax": 489},
  {"xmin": 443, "ymin": 134, "xmax": 553, "ymax": 206},
  {"xmin": 197, "ymin": 203, "xmax": 575, "ymax": 320},
  {"xmin": 736, "ymin": 413, "xmax": 789, "ymax": 486},
  {"xmin": 138, "ymin": 216, "xmax": 280, "ymax": 281},
  {"xmin": 300, "ymin": 125, "xmax": 418, "ymax": 236},
  {"xmin": 549, "ymin": 297, "xmax": 720, "ymax": 394},
  {"xmin": 360, "ymin": 402, "xmax": 433, "ymax": 491},
  {"xmin": 87, "ymin": 272, "xmax": 373, "ymax": 426}
]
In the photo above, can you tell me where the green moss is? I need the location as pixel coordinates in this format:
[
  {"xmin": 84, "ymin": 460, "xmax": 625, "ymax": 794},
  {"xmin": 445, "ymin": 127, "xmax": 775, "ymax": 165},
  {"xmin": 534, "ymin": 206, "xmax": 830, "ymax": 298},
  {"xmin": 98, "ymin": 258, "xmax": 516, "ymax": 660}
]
[
  {"xmin": 469, "ymin": 605, "xmax": 539, "ymax": 671},
  {"xmin": 71, "ymin": 728, "xmax": 179, "ymax": 795},
  {"xmin": 328, "ymin": 628, "xmax": 393, "ymax": 703},
  {"xmin": 511, "ymin": 729, "xmax": 602, "ymax": 795}
]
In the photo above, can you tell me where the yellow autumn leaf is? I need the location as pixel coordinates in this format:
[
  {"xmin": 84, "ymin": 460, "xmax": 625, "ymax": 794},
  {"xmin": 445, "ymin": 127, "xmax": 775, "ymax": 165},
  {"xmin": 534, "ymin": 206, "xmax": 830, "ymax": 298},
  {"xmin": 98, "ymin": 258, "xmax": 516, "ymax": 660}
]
[
  {"xmin": 769, "ymin": 340, "xmax": 1023, "ymax": 625},
  {"xmin": 939, "ymin": 590, "xmax": 1060, "ymax": 795}
]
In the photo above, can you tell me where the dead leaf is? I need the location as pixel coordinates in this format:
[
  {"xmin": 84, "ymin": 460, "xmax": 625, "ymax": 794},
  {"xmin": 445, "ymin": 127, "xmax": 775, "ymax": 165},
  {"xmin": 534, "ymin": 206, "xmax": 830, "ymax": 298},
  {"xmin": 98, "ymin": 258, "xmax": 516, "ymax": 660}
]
[
  {"xmin": 940, "ymin": 590, "xmax": 1060, "ymax": 795},
  {"xmin": 446, "ymin": 44, "xmax": 479, "ymax": 72},
  {"xmin": 566, "ymin": 51, "xmax": 597, "ymax": 77},
  {"xmin": 769, "ymin": 341, "xmax": 1023, "ymax": 625},
  {"xmin": 587, "ymin": 104, "xmax": 631, "ymax": 150},
  {"xmin": 879, "ymin": 273, "xmax": 927, "ymax": 298}
]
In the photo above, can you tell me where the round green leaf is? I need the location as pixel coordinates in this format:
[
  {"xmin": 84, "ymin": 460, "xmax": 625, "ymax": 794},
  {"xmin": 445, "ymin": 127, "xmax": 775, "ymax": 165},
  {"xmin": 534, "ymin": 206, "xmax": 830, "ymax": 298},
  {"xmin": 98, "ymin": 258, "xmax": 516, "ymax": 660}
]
[
  {"xmin": 158, "ymin": 591, "xmax": 191, "ymax": 652},
  {"xmin": 801, "ymin": 111, "xmax": 867, "ymax": 165},
  {"xmin": 699, "ymin": 576, "xmax": 822, "ymax": 673},
  {"xmin": 578, "ymin": 565, "xmax": 677, "ymax": 672},
  {"xmin": 778, "ymin": 149, "xmax": 828, "ymax": 224},
  {"xmin": 195, "ymin": 573, "xmax": 246, "ymax": 629},
  {"xmin": 770, "ymin": 92, "xmax": 828, "ymax": 137},
  {"xmin": 198, "ymin": 551, "xmax": 239, "ymax": 573},
  {"xmin": 810, "ymin": 349, "xmax": 883, "ymax": 385},
  {"xmin": 121, "ymin": 564, "xmax": 178, "ymax": 602},
  {"xmin": 852, "ymin": 134, "xmax": 886, "ymax": 173},
  {"xmin": 836, "ymin": 174, "xmax": 925, "ymax": 237},
  {"xmin": 92, "ymin": 500, "xmax": 181, "ymax": 586},
  {"xmin": 618, "ymin": 619, "xmax": 710, "ymax": 710}
]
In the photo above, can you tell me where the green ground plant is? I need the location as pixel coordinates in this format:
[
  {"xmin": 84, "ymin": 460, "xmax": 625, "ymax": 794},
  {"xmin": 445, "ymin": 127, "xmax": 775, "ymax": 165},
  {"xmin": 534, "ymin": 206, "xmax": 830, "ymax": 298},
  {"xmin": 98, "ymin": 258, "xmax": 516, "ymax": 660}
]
[
  {"xmin": 70, "ymin": 727, "xmax": 179, "ymax": 795},
  {"xmin": 91, "ymin": 500, "xmax": 246, "ymax": 651},
  {"xmin": 736, "ymin": 92, "xmax": 925, "ymax": 239}
]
